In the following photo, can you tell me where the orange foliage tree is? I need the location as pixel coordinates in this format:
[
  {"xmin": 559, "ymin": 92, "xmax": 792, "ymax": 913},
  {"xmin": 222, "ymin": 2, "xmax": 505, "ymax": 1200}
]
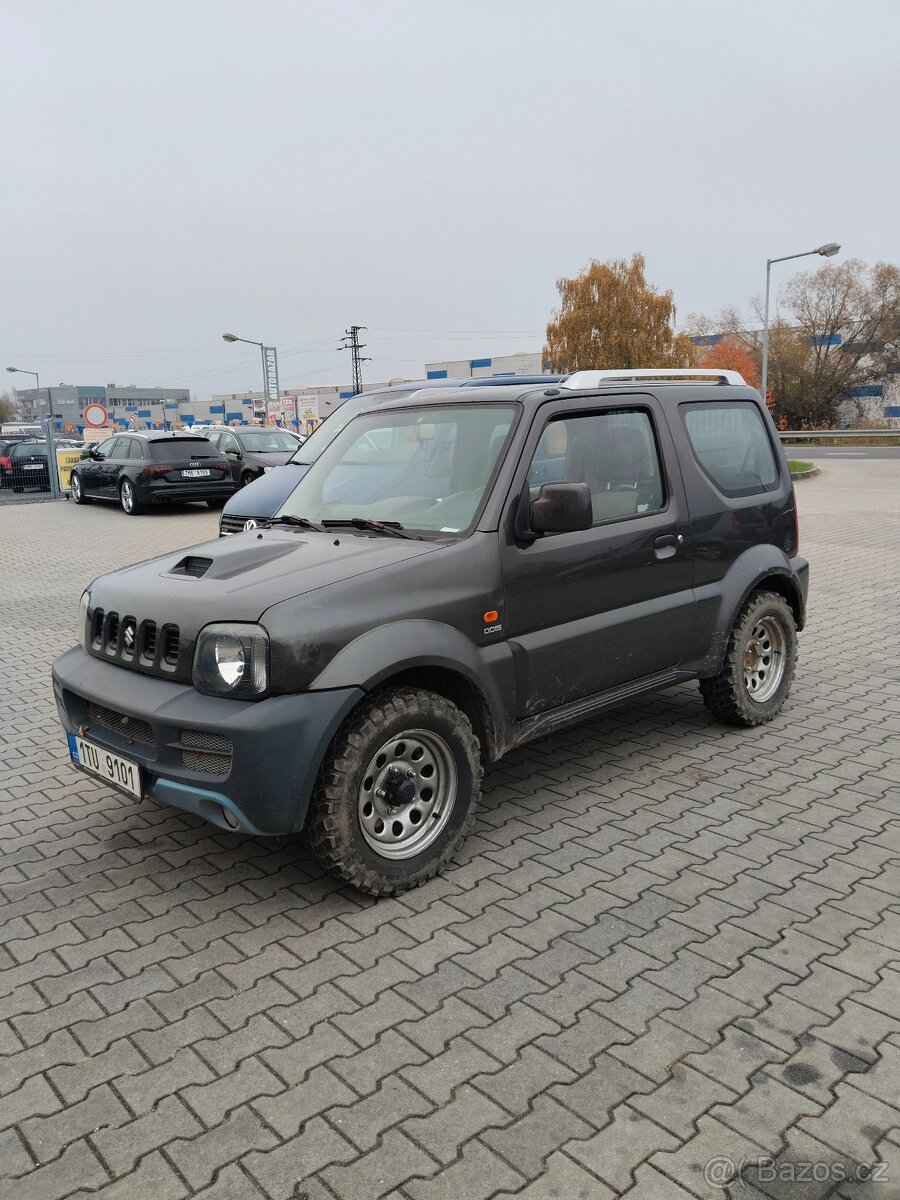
[{"xmin": 696, "ymin": 336, "xmax": 761, "ymax": 392}]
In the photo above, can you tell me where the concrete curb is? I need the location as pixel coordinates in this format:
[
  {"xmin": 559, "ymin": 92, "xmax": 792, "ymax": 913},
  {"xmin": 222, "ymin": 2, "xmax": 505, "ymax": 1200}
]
[{"xmin": 790, "ymin": 465, "xmax": 821, "ymax": 482}]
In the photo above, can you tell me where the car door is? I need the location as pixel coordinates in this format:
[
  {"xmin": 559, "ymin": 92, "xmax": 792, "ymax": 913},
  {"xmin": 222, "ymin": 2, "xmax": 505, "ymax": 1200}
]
[
  {"xmin": 79, "ymin": 436, "xmax": 116, "ymax": 495},
  {"xmin": 219, "ymin": 432, "xmax": 243, "ymax": 482},
  {"xmin": 99, "ymin": 437, "xmax": 131, "ymax": 497},
  {"xmin": 500, "ymin": 395, "xmax": 697, "ymax": 716}
]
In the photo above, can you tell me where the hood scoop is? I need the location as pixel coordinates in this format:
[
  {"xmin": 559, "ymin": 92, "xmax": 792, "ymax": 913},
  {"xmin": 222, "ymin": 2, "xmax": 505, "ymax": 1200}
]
[
  {"xmin": 164, "ymin": 538, "xmax": 304, "ymax": 582},
  {"xmin": 169, "ymin": 555, "xmax": 213, "ymax": 578}
]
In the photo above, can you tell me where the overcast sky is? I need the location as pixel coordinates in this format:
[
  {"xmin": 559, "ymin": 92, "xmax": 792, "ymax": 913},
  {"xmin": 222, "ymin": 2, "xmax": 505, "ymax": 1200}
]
[{"xmin": 3, "ymin": 0, "xmax": 898, "ymax": 400}]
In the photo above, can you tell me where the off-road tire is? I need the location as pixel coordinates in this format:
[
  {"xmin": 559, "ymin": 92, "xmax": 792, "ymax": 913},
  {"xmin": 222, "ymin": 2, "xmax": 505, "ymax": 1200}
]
[
  {"xmin": 70, "ymin": 471, "xmax": 91, "ymax": 504},
  {"xmin": 307, "ymin": 687, "xmax": 482, "ymax": 896},
  {"xmin": 700, "ymin": 589, "xmax": 797, "ymax": 727}
]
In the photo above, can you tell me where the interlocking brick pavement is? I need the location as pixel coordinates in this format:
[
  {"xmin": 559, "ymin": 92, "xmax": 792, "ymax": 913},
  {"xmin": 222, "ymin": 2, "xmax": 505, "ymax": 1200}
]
[{"xmin": 1, "ymin": 461, "xmax": 898, "ymax": 1200}]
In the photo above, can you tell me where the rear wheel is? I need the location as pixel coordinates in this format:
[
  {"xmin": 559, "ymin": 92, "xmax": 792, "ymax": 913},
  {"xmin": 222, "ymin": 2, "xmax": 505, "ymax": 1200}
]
[
  {"xmin": 240, "ymin": 471, "xmax": 256, "ymax": 488},
  {"xmin": 70, "ymin": 472, "xmax": 91, "ymax": 505},
  {"xmin": 700, "ymin": 590, "xmax": 797, "ymax": 726},
  {"xmin": 119, "ymin": 478, "xmax": 146, "ymax": 516},
  {"xmin": 307, "ymin": 687, "xmax": 482, "ymax": 896}
]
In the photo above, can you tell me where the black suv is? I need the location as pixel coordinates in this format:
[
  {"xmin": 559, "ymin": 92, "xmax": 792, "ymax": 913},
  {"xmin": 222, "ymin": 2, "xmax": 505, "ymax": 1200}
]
[
  {"xmin": 70, "ymin": 431, "xmax": 234, "ymax": 514},
  {"xmin": 53, "ymin": 371, "xmax": 808, "ymax": 896}
]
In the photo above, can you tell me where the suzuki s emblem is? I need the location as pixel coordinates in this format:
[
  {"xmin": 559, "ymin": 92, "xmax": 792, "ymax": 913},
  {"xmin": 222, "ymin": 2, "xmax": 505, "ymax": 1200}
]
[
  {"xmin": 123, "ymin": 624, "xmax": 135, "ymax": 651},
  {"xmin": 243, "ymin": 519, "xmax": 258, "ymax": 531}
]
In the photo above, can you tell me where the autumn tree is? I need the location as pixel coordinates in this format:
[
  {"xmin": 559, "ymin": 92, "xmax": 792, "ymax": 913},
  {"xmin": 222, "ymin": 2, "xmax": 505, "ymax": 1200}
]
[
  {"xmin": 696, "ymin": 335, "xmax": 761, "ymax": 391},
  {"xmin": 544, "ymin": 254, "xmax": 695, "ymax": 372},
  {"xmin": 782, "ymin": 259, "xmax": 900, "ymax": 422}
]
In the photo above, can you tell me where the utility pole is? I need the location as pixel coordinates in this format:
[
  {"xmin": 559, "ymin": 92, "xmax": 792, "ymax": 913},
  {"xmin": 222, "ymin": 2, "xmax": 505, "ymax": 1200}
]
[{"xmin": 340, "ymin": 326, "xmax": 371, "ymax": 395}]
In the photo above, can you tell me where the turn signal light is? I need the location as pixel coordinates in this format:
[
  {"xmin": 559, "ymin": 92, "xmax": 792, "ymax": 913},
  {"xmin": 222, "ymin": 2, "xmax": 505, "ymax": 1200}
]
[{"xmin": 483, "ymin": 610, "xmax": 499, "ymax": 623}]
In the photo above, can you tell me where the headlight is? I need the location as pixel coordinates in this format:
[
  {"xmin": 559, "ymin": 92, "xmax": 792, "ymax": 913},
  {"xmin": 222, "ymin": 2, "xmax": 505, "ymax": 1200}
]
[
  {"xmin": 192, "ymin": 623, "xmax": 269, "ymax": 698},
  {"xmin": 77, "ymin": 590, "xmax": 90, "ymax": 648}
]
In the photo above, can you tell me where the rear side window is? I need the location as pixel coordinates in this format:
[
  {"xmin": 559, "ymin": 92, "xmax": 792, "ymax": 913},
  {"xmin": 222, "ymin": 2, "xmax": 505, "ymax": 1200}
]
[
  {"xmin": 149, "ymin": 438, "xmax": 216, "ymax": 462},
  {"xmin": 682, "ymin": 403, "xmax": 779, "ymax": 497}
]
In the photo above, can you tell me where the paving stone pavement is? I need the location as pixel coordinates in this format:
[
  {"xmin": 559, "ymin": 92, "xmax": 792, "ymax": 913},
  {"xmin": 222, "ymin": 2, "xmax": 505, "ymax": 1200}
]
[{"xmin": 1, "ymin": 462, "xmax": 898, "ymax": 1200}]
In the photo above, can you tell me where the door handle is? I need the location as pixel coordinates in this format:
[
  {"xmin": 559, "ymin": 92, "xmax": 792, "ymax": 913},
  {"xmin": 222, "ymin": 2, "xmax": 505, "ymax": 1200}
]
[{"xmin": 654, "ymin": 533, "xmax": 682, "ymax": 560}]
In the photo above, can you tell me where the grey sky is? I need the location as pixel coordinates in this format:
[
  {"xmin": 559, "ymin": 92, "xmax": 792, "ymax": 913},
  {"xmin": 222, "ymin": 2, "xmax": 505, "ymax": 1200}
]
[{"xmin": 4, "ymin": 0, "xmax": 898, "ymax": 400}]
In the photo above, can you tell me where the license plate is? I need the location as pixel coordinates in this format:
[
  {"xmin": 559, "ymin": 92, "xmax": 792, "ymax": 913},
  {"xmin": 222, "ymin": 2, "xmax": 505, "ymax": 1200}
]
[
  {"xmin": 67, "ymin": 734, "xmax": 142, "ymax": 798},
  {"xmin": 24, "ymin": 464, "xmax": 43, "ymax": 470},
  {"xmin": 182, "ymin": 469, "xmax": 211, "ymax": 478}
]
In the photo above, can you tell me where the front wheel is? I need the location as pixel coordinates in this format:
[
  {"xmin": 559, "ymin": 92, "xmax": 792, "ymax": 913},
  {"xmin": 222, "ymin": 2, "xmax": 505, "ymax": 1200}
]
[
  {"xmin": 119, "ymin": 479, "xmax": 146, "ymax": 516},
  {"xmin": 70, "ymin": 472, "xmax": 91, "ymax": 505},
  {"xmin": 307, "ymin": 687, "xmax": 482, "ymax": 896},
  {"xmin": 700, "ymin": 589, "xmax": 797, "ymax": 727},
  {"xmin": 240, "ymin": 471, "xmax": 256, "ymax": 488}
]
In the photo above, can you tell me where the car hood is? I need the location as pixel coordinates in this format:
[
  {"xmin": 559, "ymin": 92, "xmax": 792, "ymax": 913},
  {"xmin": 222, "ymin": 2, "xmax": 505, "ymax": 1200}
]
[
  {"xmin": 221, "ymin": 462, "xmax": 310, "ymax": 521},
  {"xmin": 88, "ymin": 527, "xmax": 441, "ymax": 630}
]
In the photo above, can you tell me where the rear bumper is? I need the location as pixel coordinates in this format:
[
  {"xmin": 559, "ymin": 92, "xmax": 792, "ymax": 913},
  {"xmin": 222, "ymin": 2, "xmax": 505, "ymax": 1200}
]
[
  {"xmin": 140, "ymin": 481, "xmax": 235, "ymax": 504},
  {"xmin": 52, "ymin": 646, "xmax": 363, "ymax": 834},
  {"xmin": 791, "ymin": 555, "xmax": 810, "ymax": 628}
]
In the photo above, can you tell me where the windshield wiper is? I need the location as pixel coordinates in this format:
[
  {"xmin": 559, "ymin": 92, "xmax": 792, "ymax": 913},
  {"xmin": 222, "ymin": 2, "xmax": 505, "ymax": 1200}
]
[
  {"xmin": 264, "ymin": 515, "xmax": 325, "ymax": 532},
  {"xmin": 323, "ymin": 518, "xmax": 416, "ymax": 540}
]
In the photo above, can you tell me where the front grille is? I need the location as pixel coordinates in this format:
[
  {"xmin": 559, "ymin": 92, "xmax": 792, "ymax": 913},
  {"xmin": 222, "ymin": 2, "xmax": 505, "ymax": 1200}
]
[
  {"xmin": 220, "ymin": 513, "xmax": 254, "ymax": 536},
  {"xmin": 181, "ymin": 749, "xmax": 232, "ymax": 775},
  {"xmin": 180, "ymin": 729, "xmax": 232, "ymax": 775},
  {"xmin": 89, "ymin": 609, "xmax": 181, "ymax": 675},
  {"xmin": 181, "ymin": 729, "xmax": 232, "ymax": 754},
  {"xmin": 88, "ymin": 702, "xmax": 155, "ymax": 745},
  {"xmin": 163, "ymin": 626, "xmax": 180, "ymax": 665}
]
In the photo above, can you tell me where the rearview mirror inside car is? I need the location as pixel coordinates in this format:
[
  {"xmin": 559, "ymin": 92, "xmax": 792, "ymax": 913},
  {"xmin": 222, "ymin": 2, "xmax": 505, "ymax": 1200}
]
[{"xmin": 530, "ymin": 483, "xmax": 593, "ymax": 535}]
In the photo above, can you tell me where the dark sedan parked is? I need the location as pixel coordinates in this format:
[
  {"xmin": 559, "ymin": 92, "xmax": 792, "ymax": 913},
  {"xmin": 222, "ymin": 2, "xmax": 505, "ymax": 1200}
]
[
  {"xmin": 8, "ymin": 440, "xmax": 51, "ymax": 492},
  {"xmin": 203, "ymin": 426, "xmax": 304, "ymax": 489},
  {"xmin": 0, "ymin": 435, "xmax": 40, "ymax": 488},
  {"xmin": 70, "ymin": 432, "xmax": 235, "ymax": 515}
]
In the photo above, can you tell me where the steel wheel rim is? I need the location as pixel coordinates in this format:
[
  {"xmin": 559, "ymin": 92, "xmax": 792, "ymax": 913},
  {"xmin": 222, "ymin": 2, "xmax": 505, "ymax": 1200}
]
[
  {"xmin": 357, "ymin": 727, "xmax": 457, "ymax": 860},
  {"xmin": 121, "ymin": 482, "xmax": 133, "ymax": 512},
  {"xmin": 742, "ymin": 615, "xmax": 786, "ymax": 703},
  {"xmin": 72, "ymin": 474, "xmax": 81, "ymax": 501}
]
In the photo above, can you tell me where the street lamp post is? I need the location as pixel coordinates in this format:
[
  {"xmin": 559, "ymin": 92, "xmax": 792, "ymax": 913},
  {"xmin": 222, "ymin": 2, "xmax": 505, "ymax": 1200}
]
[
  {"xmin": 760, "ymin": 242, "xmax": 841, "ymax": 402},
  {"xmin": 5, "ymin": 366, "xmax": 61, "ymax": 498},
  {"xmin": 222, "ymin": 333, "xmax": 280, "ymax": 423}
]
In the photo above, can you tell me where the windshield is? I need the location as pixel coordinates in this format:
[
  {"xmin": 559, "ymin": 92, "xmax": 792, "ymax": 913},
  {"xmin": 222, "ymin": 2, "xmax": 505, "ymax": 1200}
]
[
  {"xmin": 288, "ymin": 389, "xmax": 414, "ymax": 464},
  {"xmin": 238, "ymin": 430, "xmax": 299, "ymax": 452},
  {"xmin": 277, "ymin": 403, "xmax": 516, "ymax": 534}
]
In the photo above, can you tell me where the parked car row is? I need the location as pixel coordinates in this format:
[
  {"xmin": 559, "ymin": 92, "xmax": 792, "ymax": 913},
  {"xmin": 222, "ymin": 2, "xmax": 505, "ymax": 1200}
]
[{"xmin": 1, "ymin": 436, "xmax": 84, "ymax": 492}]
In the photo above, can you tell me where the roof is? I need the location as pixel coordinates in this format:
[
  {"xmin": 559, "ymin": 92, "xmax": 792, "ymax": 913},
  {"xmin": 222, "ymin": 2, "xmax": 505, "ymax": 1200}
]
[{"xmin": 348, "ymin": 375, "xmax": 761, "ymax": 418}]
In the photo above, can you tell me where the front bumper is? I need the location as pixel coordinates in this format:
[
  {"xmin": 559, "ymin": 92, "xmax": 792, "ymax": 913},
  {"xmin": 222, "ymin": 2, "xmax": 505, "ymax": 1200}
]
[{"xmin": 52, "ymin": 646, "xmax": 363, "ymax": 834}]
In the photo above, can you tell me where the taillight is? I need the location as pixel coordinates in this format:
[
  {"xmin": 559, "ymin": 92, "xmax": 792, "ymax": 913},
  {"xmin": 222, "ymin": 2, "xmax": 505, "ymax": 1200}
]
[
  {"xmin": 145, "ymin": 463, "xmax": 174, "ymax": 477},
  {"xmin": 0, "ymin": 457, "xmax": 10, "ymax": 470},
  {"xmin": 214, "ymin": 460, "xmax": 230, "ymax": 473}
]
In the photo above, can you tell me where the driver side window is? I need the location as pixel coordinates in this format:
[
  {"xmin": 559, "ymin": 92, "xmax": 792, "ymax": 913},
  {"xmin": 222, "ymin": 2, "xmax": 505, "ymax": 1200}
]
[
  {"xmin": 93, "ymin": 437, "xmax": 117, "ymax": 460},
  {"xmin": 528, "ymin": 409, "xmax": 666, "ymax": 526}
]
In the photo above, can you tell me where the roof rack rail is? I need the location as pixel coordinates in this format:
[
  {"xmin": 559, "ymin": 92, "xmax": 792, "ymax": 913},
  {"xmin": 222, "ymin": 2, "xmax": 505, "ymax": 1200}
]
[{"xmin": 561, "ymin": 368, "xmax": 746, "ymax": 389}]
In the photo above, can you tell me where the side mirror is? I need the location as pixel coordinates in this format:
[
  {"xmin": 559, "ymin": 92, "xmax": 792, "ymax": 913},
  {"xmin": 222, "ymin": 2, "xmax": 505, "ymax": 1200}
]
[
  {"xmin": 530, "ymin": 482, "xmax": 593, "ymax": 535},
  {"xmin": 87, "ymin": 446, "xmax": 100, "ymax": 459},
  {"xmin": 227, "ymin": 448, "xmax": 241, "ymax": 459}
]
